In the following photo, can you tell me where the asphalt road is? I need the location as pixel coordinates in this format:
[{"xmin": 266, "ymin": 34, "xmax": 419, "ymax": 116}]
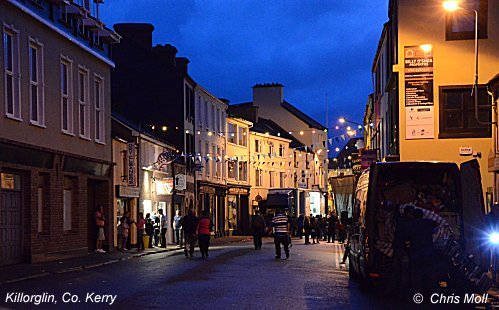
[{"xmin": 0, "ymin": 238, "xmax": 403, "ymax": 309}]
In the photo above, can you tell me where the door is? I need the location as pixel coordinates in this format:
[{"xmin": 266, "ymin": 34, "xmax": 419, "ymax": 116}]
[
  {"xmin": 460, "ymin": 159, "xmax": 486, "ymax": 267},
  {"xmin": 0, "ymin": 172, "xmax": 23, "ymax": 265}
]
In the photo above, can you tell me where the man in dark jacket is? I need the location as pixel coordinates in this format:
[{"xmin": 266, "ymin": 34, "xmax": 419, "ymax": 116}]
[
  {"xmin": 251, "ymin": 210, "xmax": 266, "ymax": 250},
  {"xmin": 181, "ymin": 209, "xmax": 198, "ymax": 258}
]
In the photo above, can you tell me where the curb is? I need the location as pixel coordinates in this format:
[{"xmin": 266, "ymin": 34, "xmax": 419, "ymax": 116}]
[{"xmin": 0, "ymin": 239, "xmax": 248, "ymax": 285}]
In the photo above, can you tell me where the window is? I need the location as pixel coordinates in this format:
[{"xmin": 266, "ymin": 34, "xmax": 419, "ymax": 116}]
[
  {"xmin": 269, "ymin": 171, "xmax": 275, "ymax": 188},
  {"xmin": 280, "ymin": 172, "xmax": 286, "ymax": 188},
  {"xmin": 29, "ymin": 40, "xmax": 44, "ymax": 125},
  {"xmin": 228, "ymin": 123, "xmax": 236, "ymax": 144},
  {"xmin": 228, "ymin": 160, "xmax": 236, "ymax": 179},
  {"xmin": 63, "ymin": 177, "xmax": 74, "ymax": 231},
  {"xmin": 38, "ymin": 174, "xmax": 48, "ymax": 233},
  {"xmin": 205, "ymin": 142, "xmax": 210, "ymax": 176},
  {"xmin": 255, "ymin": 139, "xmax": 262, "ymax": 153},
  {"xmin": 212, "ymin": 104, "xmax": 216, "ymax": 132},
  {"xmin": 204, "ymin": 100, "xmax": 209, "ymax": 128},
  {"xmin": 255, "ymin": 168, "xmax": 262, "ymax": 186},
  {"xmin": 238, "ymin": 126, "xmax": 247, "ymax": 146},
  {"xmin": 60, "ymin": 57, "xmax": 73, "ymax": 133},
  {"xmin": 279, "ymin": 144, "xmax": 285, "ymax": 157},
  {"xmin": 212, "ymin": 145, "xmax": 217, "ymax": 178},
  {"xmin": 439, "ymin": 85, "xmax": 492, "ymax": 138},
  {"xmin": 216, "ymin": 107, "xmax": 220, "ymax": 133},
  {"xmin": 221, "ymin": 111, "xmax": 226, "ymax": 136},
  {"xmin": 198, "ymin": 96, "xmax": 202, "ymax": 126},
  {"xmin": 3, "ymin": 26, "xmax": 21, "ymax": 119},
  {"xmin": 222, "ymin": 148, "xmax": 226, "ymax": 179},
  {"xmin": 94, "ymin": 75, "xmax": 105, "ymax": 143},
  {"xmin": 78, "ymin": 67, "xmax": 90, "ymax": 138},
  {"xmin": 268, "ymin": 142, "xmax": 274, "ymax": 156},
  {"xmin": 238, "ymin": 161, "xmax": 247, "ymax": 181},
  {"xmin": 445, "ymin": 0, "xmax": 488, "ymax": 41}
]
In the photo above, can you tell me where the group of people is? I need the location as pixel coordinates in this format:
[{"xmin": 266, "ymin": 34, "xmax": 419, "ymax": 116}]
[{"xmin": 251, "ymin": 209, "xmax": 292, "ymax": 259}]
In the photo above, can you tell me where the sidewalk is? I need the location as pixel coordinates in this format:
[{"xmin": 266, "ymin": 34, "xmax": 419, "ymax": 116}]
[{"xmin": 0, "ymin": 236, "xmax": 249, "ymax": 285}]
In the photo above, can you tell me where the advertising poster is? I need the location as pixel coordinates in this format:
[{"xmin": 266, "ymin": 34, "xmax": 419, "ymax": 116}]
[{"xmin": 405, "ymin": 106, "xmax": 434, "ymax": 139}]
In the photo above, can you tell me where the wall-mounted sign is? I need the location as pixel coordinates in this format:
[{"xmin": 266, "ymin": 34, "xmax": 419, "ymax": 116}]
[
  {"xmin": 175, "ymin": 174, "xmax": 186, "ymax": 190},
  {"xmin": 117, "ymin": 185, "xmax": 140, "ymax": 198},
  {"xmin": 156, "ymin": 178, "xmax": 173, "ymax": 195},
  {"xmin": 298, "ymin": 182, "xmax": 307, "ymax": 189},
  {"xmin": 360, "ymin": 149, "xmax": 378, "ymax": 170},
  {"xmin": 199, "ymin": 185, "xmax": 216, "ymax": 194},
  {"xmin": 405, "ymin": 106, "xmax": 434, "ymax": 139},
  {"xmin": 228, "ymin": 187, "xmax": 249, "ymax": 195},
  {"xmin": 459, "ymin": 147, "xmax": 473, "ymax": 156},
  {"xmin": 127, "ymin": 142, "xmax": 135, "ymax": 186},
  {"xmin": 404, "ymin": 45, "xmax": 434, "ymax": 107}
]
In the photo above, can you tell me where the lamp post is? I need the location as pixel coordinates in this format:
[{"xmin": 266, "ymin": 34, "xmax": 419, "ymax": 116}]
[{"xmin": 443, "ymin": 1, "xmax": 490, "ymax": 125}]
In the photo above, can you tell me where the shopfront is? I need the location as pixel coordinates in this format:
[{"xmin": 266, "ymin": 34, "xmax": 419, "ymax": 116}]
[
  {"xmin": 227, "ymin": 185, "xmax": 251, "ymax": 235},
  {"xmin": 114, "ymin": 185, "xmax": 139, "ymax": 247},
  {"xmin": 198, "ymin": 182, "xmax": 227, "ymax": 237}
]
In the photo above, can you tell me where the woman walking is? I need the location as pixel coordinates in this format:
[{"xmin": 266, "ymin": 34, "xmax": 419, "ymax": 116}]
[
  {"xmin": 197, "ymin": 210, "xmax": 213, "ymax": 259},
  {"xmin": 136, "ymin": 212, "xmax": 146, "ymax": 252}
]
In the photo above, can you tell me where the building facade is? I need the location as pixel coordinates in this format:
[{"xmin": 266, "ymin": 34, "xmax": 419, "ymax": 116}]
[
  {"xmin": 0, "ymin": 0, "xmax": 119, "ymax": 264},
  {"xmin": 194, "ymin": 85, "xmax": 228, "ymax": 235},
  {"xmin": 367, "ymin": 0, "xmax": 499, "ymax": 204}
]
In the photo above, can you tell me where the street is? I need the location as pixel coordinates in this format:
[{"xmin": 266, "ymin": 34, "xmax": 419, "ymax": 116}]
[{"xmin": 0, "ymin": 238, "xmax": 392, "ymax": 309}]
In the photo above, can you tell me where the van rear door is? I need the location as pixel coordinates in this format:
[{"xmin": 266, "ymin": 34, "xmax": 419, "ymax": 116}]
[{"xmin": 460, "ymin": 159, "xmax": 486, "ymax": 265}]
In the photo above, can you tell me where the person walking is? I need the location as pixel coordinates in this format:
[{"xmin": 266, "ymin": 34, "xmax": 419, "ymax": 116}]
[
  {"xmin": 271, "ymin": 208, "xmax": 291, "ymax": 259},
  {"xmin": 181, "ymin": 209, "xmax": 198, "ymax": 258},
  {"xmin": 310, "ymin": 215, "xmax": 319, "ymax": 244},
  {"xmin": 297, "ymin": 214, "xmax": 304, "ymax": 239},
  {"xmin": 136, "ymin": 212, "xmax": 146, "ymax": 252},
  {"xmin": 152, "ymin": 212, "xmax": 160, "ymax": 247},
  {"xmin": 303, "ymin": 215, "xmax": 311, "ymax": 245},
  {"xmin": 197, "ymin": 210, "xmax": 213, "ymax": 259},
  {"xmin": 159, "ymin": 209, "xmax": 168, "ymax": 248},
  {"xmin": 120, "ymin": 211, "xmax": 132, "ymax": 251},
  {"xmin": 95, "ymin": 205, "xmax": 106, "ymax": 253},
  {"xmin": 145, "ymin": 213, "xmax": 154, "ymax": 248},
  {"xmin": 173, "ymin": 210, "xmax": 183, "ymax": 247},
  {"xmin": 327, "ymin": 212, "xmax": 337, "ymax": 243},
  {"xmin": 251, "ymin": 210, "xmax": 266, "ymax": 250}
]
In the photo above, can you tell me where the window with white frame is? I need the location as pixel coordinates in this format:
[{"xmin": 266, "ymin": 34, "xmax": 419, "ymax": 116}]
[
  {"xmin": 269, "ymin": 171, "xmax": 275, "ymax": 188},
  {"xmin": 29, "ymin": 39, "xmax": 44, "ymax": 125},
  {"xmin": 204, "ymin": 99, "xmax": 209, "ymax": 128},
  {"xmin": 216, "ymin": 107, "xmax": 220, "ymax": 134},
  {"xmin": 198, "ymin": 96, "xmax": 202, "ymax": 127},
  {"xmin": 222, "ymin": 148, "xmax": 226, "ymax": 179},
  {"xmin": 205, "ymin": 142, "xmax": 210, "ymax": 176},
  {"xmin": 94, "ymin": 75, "xmax": 105, "ymax": 143},
  {"xmin": 279, "ymin": 144, "xmax": 285, "ymax": 157},
  {"xmin": 212, "ymin": 145, "xmax": 217, "ymax": 178},
  {"xmin": 268, "ymin": 142, "xmax": 274, "ymax": 156},
  {"xmin": 238, "ymin": 161, "xmax": 247, "ymax": 181},
  {"xmin": 280, "ymin": 172, "xmax": 286, "ymax": 187},
  {"xmin": 221, "ymin": 111, "xmax": 226, "ymax": 136},
  {"xmin": 238, "ymin": 126, "xmax": 247, "ymax": 147},
  {"xmin": 78, "ymin": 67, "xmax": 90, "ymax": 138},
  {"xmin": 228, "ymin": 122, "xmax": 236, "ymax": 144},
  {"xmin": 255, "ymin": 139, "xmax": 262, "ymax": 153},
  {"xmin": 228, "ymin": 160, "xmax": 236, "ymax": 179},
  {"xmin": 216, "ymin": 146, "xmax": 221, "ymax": 178},
  {"xmin": 211, "ymin": 104, "xmax": 216, "ymax": 132},
  {"xmin": 3, "ymin": 25, "xmax": 21, "ymax": 119},
  {"xmin": 60, "ymin": 57, "xmax": 73, "ymax": 133},
  {"xmin": 255, "ymin": 168, "xmax": 262, "ymax": 186}
]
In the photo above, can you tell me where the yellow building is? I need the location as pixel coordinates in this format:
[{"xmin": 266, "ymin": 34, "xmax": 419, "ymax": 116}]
[{"xmin": 369, "ymin": 0, "xmax": 499, "ymax": 204}]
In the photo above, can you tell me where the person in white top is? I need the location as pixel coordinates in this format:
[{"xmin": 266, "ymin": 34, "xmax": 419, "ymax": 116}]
[{"xmin": 159, "ymin": 209, "xmax": 168, "ymax": 248}]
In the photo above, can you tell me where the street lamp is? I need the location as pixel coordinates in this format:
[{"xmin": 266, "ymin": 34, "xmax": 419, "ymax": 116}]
[
  {"xmin": 338, "ymin": 117, "xmax": 363, "ymax": 127},
  {"xmin": 443, "ymin": 1, "xmax": 489, "ymax": 125}
]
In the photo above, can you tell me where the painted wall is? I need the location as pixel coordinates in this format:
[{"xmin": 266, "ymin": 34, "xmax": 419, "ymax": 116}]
[{"xmin": 397, "ymin": 0, "xmax": 499, "ymax": 194}]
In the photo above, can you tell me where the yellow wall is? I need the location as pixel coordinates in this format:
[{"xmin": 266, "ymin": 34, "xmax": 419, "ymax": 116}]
[{"xmin": 397, "ymin": 0, "xmax": 499, "ymax": 195}]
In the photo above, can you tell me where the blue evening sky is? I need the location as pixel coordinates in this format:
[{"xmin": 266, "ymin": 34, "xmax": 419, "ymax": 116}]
[{"xmin": 101, "ymin": 1, "xmax": 388, "ymax": 149}]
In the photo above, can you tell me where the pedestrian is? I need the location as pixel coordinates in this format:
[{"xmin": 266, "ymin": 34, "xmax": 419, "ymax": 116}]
[
  {"xmin": 152, "ymin": 211, "xmax": 160, "ymax": 246},
  {"xmin": 327, "ymin": 212, "xmax": 337, "ymax": 243},
  {"xmin": 303, "ymin": 216, "xmax": 311, "ymax": 245},
  {"xmin": 271, "ymin": 208, "xmax": 291, "ymax": 259},
  {"xmin": 297, "ymin": 214, "xmax": 304, "ymax": 239},
  {"xmin": 135, "ymin": 212, "xmax": 146, "ymax": 252},
  {"xmin": 159, "ymin": 209, "xmax": 167, "ymax": 248},
  {"xmin": 251, "ymin": 210, "xmax": 266, "ymax": 250},
  {"xmin": 120, "ymin": 211, "xmax": 131, "ymax": 251},
  {"xmin": 182, "ymin": 209, "xmax": 198, "ymax": 258},
  {"xmin": 95, "ymin": 205, "xmax": 106, "ymax": 253},
  {"xmin": 337, "ymin": 220, "xmax": 346, "ymax": 243},
  {"xmin": 310, "ymin": 215, "xmax": 319, "ymax": 244},
  {"xmin": 318, "ymin": 215, "xmax": 327, "ymax": 241},
  {"xmin": 197, "ymin": 210, "xmax": 213, "ymax": 259},
  {"xmin": 173, "ymin": 210, "xmax": 183, "ymax": 247},
  {"xmin": 145, "ymin": 213, "xmax": 155, "ymax": 248}
]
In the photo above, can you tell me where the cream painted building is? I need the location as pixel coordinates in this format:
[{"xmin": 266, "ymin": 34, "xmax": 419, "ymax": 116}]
[
  {"xmin": 368, "ymin": 0, "xmax": 499, "ymax": 204},
  {"xmin": 225, "ymin": 117, "xmax": 252, "ymax": 234}
]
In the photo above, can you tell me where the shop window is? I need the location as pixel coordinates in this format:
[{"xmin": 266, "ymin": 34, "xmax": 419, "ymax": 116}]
[
  {"xmin": 0, "ymin": 172, "xmax": 21, "ymax": 190},
  {"xmin": 445, "ymin": 0, "xmax": 487, "ymax": 41},
  {"xmin": 228, "ymin": 195, "xmax": 237, "ymax": 230},
  {"xmin": 439, "ymin": 85, "xmax": 492, "ymax": 138}
]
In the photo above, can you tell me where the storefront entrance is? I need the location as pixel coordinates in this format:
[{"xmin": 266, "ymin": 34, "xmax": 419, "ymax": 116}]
[{"xmin": 0, "ymin": 172, "xmax": 23, "ymax": 265}]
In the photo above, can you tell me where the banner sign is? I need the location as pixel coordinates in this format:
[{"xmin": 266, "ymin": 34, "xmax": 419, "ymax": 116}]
[
  {"xmin": 404, "ymin": 45, "xmax": 434, "ymax": 106},
  {"xmin": 127, "ymin": 142, "xmax": 135, "ymax": 186}
]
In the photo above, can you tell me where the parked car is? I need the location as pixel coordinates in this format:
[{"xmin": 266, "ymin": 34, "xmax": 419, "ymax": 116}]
[{"xmin": 348, "ymin": 160, "xmax": 487, "ymax": 293}]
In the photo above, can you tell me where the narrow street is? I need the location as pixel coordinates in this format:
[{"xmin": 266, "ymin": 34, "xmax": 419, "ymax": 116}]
[{"xmin": 0, "ymin": 238, "xmax": 391, "ymax": 309}]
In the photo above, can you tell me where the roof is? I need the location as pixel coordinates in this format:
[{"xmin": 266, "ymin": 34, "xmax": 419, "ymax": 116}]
[
  {"xmin": 251, "ymin": 118, "xmax": 306, "ymax": 150},
  {"xmin": 281, "ymin": 100, "xmax": 326, "ymax": 130}
]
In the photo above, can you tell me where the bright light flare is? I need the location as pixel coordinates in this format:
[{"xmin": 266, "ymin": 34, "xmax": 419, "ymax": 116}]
[
  {"xmin": 443, "ymin": 1, "xmax": 460, "ymax": 11},
  {"xmin": 490, "ymin": 232, "xmax": 499, "ymax": 245}
]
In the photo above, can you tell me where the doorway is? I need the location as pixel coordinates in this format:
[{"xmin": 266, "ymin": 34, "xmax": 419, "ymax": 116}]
[{"xmin": 0, "ymin": 172, "xmax": 23, "ymax": 265}]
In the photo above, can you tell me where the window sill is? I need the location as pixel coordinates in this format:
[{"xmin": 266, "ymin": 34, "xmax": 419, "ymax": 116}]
[
  {"xmin": 95, "ymin": 140, "xmax": 106, "ymax": 145},
  {"xmin": 79, "ymin": 135, "xmax": 91, "ymax": 141},
  {"xmin": 438, "ymin": 131, "xmax": 491, "ymax": 139},
  {"xmin": 6, "ymin": 114, "xmax": 23, "ymax": 122},
  {"xmin": 62, "ymin": 130, "xmax": 75, "ymax": 137},
  {"xmin": 30, "ymin": 121, "xmax": 46, "ymax": 128}
]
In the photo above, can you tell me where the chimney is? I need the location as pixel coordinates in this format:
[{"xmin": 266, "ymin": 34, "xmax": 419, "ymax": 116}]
[
  {"xmin": 113, "ymin": 23, "xmax": 154, "ymax": 51},
  {"xmin": 152, "ymin": 44, "xmax": 178, "ymax": 67},
  {"xmin": 252, "ymin": 83, "xmax": 284, "ymax": 109},
  {"xmin": 176, "ymin": 57, "xmax": 190, "ymax": 75}
]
